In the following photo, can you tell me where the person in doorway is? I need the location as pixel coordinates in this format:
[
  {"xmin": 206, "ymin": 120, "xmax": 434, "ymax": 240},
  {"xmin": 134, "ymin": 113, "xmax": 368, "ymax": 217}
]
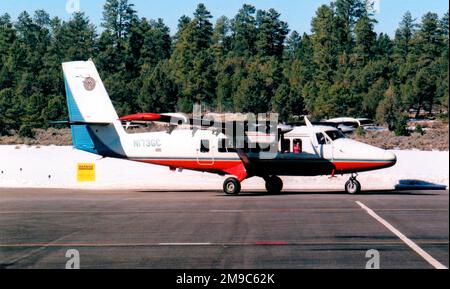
[{"xmin": 293, "ymin": 139, "xmax": 302, "ymax": 154}]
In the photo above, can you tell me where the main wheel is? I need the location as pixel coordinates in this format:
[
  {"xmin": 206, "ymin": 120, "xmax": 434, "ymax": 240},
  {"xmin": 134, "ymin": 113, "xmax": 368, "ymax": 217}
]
[
  {"xmin": 345, "ymin": 179, "xmax": 361, "ymax": 194},
  {"xmin": 223, "ymin": 178, "xmax": 241, "ymax": 195},
  {"xmin": 265, "ymin": 176, "xmax": 283, "ymax": 194}
]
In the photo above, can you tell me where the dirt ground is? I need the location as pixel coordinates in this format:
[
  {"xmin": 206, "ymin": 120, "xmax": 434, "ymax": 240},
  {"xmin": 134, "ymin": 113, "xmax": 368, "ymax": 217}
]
[
  {"xmin": 350, "ymin": 128, "xmax": 449, "ymax": 151},
  {"xmin": 0, "ymin": 128, "xmax": 72, "ymax": 146}
]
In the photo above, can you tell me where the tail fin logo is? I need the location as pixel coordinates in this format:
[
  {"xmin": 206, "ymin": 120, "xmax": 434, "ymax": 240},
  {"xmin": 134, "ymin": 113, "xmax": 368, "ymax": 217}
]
[{"xmin": 83, "ymin": 77, "xmax": 96, "ymax": 91}]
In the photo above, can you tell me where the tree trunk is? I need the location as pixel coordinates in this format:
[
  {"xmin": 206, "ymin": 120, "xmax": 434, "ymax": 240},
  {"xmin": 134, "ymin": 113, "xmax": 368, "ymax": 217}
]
[{"xmin": 415, "ymin": 104, "xmax": 421, "ymax": 119}]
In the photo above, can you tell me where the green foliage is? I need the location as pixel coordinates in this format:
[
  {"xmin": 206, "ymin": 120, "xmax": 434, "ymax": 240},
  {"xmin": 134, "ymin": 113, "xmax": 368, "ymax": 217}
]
[
  {"xmin": 376, "ymin": 84, "xmax": 402, "ymax": 131},
  {"xmin": 354, "ymin": 14, "xmax": 377, "ymax": 63},
  {"xmin": 255, "ymin": 9, "xmax": 289, "ymax": 59},
  {"xmin": 355, "ymin": 126, "xmax": 366, "ymax": 136},
  {"xmin": 0, "ymin": 2, "xmax": 448, "ymax": 134},
  {"xmin": 414, "ymin": 124, "xmax": 424, "ymax": 135},
  {"xmin": 18, "ymin": 124, "xmax": 34, "ymax": 138},
  {"xmin": 171, "ymin": 4, "xmax": 215, "ymax": 107},
  {"xmin": 138, "ymin": 61, "xmax": 178, "ymax": 112},
  {"xmin": 311, "ymin": 5, "xmax": 338, "ymax": 84},
  {"xmin": 230, "ymin": 4, "xmax": 257, "ymax": 57},
  {"xmin": 394, "ymin": 113, "xmax": 410, "ymax": 136},
  {"xmin": 234, "ymin": 56, "xmax": 282, "ymax": 113},
  {"xmin": 102, "ymin": 0, "xmax": 136, "ymax": 51}
]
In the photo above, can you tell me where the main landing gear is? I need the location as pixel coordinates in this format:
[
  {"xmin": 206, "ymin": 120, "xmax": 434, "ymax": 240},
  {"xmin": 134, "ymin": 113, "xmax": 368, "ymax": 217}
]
[
  {"xmin": 265, "ymin": 176, "xmax": 283, "ymax": 194},
  {"xmin": 223, "ymin": 177, "xmax": 241, "ymax": 195},
  {"xmin": 345, "ymin": 174, "xmax": 361, "ymax": 194},
  {"xmin": 223, "ymin": 176, "xmax": 284, "ymax": 195}
]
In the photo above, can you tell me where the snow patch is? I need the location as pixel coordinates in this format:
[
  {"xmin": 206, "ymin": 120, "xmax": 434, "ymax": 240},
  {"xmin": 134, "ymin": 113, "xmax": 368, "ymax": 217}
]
[{"xmin": 0, "ymin": 146, "xmax": 448, "ymax": 191}]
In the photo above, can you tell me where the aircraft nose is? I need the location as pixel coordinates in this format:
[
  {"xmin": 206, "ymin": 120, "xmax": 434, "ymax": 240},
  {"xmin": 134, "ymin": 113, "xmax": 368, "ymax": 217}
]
[{"xmin": 383, "ymin": 151, "xmax": 397, "ymax": 164}]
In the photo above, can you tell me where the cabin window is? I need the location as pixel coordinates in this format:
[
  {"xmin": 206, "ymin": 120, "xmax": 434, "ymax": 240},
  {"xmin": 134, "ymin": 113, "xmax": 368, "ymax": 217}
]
[
  {"xmin": 218, "ymin": 139, "xmax": 227, "ymax": 153},
  {"xmin": 281, "ymin": 139, "xmax": 291, "ymax": 153},
  {"xmin": 200, "ymin": 140, "xmax": 210, "ymax": 153}
]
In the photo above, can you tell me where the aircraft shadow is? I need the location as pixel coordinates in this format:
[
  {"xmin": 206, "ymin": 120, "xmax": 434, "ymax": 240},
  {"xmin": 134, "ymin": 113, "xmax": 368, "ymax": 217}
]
[
  {"xmin": 233, "ymin": 190, "xmax": 441, "ymax": 197},
  {"xmin": 136, "ymin": 179, "xmax": 447, "ymax": 196},
  {"xmin": 136, "ymin": 189, "xmax": 442, "ymax": 196},
  {"xmin": 394, "ymin": 179, "xmax": 448, "ymax": 191}
]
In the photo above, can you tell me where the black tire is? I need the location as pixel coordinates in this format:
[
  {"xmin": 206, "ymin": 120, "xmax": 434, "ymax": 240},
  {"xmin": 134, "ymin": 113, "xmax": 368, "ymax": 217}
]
[
  {"xmin": 265, "ymin": 176, "xmax": 284, "ymax": 194},
  {"xmin": 345, "ymin": 179, "xmax": 361, "ymax": 194},
  {"xmin": 223, "ymin": 178, "xmax": 241, "ymax": 195}
]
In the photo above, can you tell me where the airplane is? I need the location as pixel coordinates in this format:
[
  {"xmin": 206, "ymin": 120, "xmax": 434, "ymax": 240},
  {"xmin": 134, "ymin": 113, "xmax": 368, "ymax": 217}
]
[
  {"xmin": 286, "ymin": 117, "xmax": 374, "ymax": 134},
  {"xmin": 60, "ymin": 60, "xmax": 397, "ymax": 195}
]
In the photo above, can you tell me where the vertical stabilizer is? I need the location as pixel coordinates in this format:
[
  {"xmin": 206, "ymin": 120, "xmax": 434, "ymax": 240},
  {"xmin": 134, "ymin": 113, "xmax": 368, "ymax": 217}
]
[{"xmin": 62, "ymin": 60, "xmax": 126, "ymax": 157}]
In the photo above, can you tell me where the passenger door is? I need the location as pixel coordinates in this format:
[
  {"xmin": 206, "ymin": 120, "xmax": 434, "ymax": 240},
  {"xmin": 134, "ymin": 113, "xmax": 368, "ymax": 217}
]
[{"xmin": 196, "ymin": 139, "xmax": 215, "ymax": 166}]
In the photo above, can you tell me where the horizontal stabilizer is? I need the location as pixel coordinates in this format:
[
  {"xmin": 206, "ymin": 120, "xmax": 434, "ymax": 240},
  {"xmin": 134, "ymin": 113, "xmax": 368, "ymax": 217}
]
[{"xmin": 49, "ymin": 120, "xmax": 111, "ymax": 126}]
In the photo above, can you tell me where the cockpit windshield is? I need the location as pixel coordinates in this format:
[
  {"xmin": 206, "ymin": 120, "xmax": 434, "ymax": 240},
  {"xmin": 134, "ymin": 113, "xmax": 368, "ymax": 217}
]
[{"xmin": 324, "ymin": 130, "xmax": 346, "ymax": 141}]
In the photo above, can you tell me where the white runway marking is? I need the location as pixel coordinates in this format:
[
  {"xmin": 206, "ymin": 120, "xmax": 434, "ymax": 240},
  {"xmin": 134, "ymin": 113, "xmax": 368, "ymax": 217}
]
[
  {"xmin": 2, "ymin": 208, "xmax": 447, "ymax": 215},
  {"xmin": 1, "ymin": 240, "xmax": 447, "ymax": 248},
  {"xmin": 356, "ymin": 201, "xmax": 448, "ymax": 270}
]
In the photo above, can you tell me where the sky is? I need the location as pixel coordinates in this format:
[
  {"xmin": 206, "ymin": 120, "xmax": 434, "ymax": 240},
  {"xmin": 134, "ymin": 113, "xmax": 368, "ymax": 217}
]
[{"xmin": 0, "ymin": 0, "xmax": 448, "ymax": 37}]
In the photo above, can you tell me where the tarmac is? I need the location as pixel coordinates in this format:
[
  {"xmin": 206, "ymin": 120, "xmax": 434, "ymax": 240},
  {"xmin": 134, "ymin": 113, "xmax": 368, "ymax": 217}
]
[{"xmin": 0, "ymin": 188, "xmax": 448, "ymax": 269}]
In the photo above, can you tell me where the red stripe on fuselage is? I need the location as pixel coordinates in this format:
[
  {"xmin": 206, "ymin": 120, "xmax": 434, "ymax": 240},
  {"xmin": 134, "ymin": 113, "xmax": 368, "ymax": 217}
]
[
  {"xmin": 133, "ymin": 159, "xmax": 242, "ymax": 172},
  {"xmin": 333, "ymin": 161, "xmax": 395, "ymax": 173},
  {"xmin": 131, "ymin": 158, "xmax": 395, "ymax": 176}
]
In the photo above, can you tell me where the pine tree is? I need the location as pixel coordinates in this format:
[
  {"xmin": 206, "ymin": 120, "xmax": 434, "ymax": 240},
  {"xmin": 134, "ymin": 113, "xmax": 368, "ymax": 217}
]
[
  {"xmin": 102, "ymin": 0, "xmax": 137, "ymax": 52},
  {"xmin": 394, "ymin": 11, "xmax": 417, "ymax": 61},
  {"xmin": 230, "ymin": 4, "xmax": 257, "ymax": 57},
  {"xmin": 354, "ymin": 13, "xmax": 377, "ymax": 64},
  {"xmin": 171, "ymin": 4, "xmax": 216, "ymax": 110},
  {"xmin": 311, "ymin": 5, "xmax": 338, "ymax": 84},
  {"xmin": 60, "ymin": 12, "xmax": 97, "ymax": 61},
  {"xmin": 255, "ymin": 8, "xmax": 289, "ymax": 59},
  {"xmin": 137, "ymin": 18, "xmax": 171, "ymax": 67},
  {"xmin": 139, "ymin": 60, "xmax": 178, "ymax": 113},
  {"xmin": 333, "ymin": 0, "xmax": 366, "ymax": 54},
  {"xmin": 0, "ymin": 3, "xmax": 449, "ymax": 134},
  {"xmin": 212, "ymin": 16, "xmax": 231, "ymax": 58},
  {"xmin": 437, "ymin": 12, "xmax": 449, "ymax": 112}
]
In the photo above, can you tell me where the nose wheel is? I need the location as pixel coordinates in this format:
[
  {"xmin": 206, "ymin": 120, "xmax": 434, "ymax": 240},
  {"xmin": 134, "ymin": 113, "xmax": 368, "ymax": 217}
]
[
  {"xmin": 345, "ymin": 174, "xmax": 361, "ymax": 194},
  {"xmin": 265, "ymin": 176, "xmax": 284, "ymax": 194},
  {"xmin": 223, "ymin": 177, "xmax": 241, "ymax": 195}
]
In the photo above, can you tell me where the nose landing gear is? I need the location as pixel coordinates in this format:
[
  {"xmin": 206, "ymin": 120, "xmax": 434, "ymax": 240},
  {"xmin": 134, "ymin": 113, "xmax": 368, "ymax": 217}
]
[{"xmin": 345, "ymin": 174, "xmax": 361, "ymax": 194}]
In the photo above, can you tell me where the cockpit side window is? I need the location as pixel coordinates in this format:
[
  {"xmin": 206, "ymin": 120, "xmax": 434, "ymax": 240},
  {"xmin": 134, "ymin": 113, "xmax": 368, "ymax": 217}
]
[
  {"xmin": 316, "ymin": 133, "xmax": 327, "ymax": 145},
  {"xmin": 325, "ymin": 130, "xmax": 346, "ymax": 141}
]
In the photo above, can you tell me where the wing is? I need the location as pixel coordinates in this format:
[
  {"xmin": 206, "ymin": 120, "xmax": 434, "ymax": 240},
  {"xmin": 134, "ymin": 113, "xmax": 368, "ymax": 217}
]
[{"xmin": 119, "ymin": 112, "xmax": 278, "ymax": 136}]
